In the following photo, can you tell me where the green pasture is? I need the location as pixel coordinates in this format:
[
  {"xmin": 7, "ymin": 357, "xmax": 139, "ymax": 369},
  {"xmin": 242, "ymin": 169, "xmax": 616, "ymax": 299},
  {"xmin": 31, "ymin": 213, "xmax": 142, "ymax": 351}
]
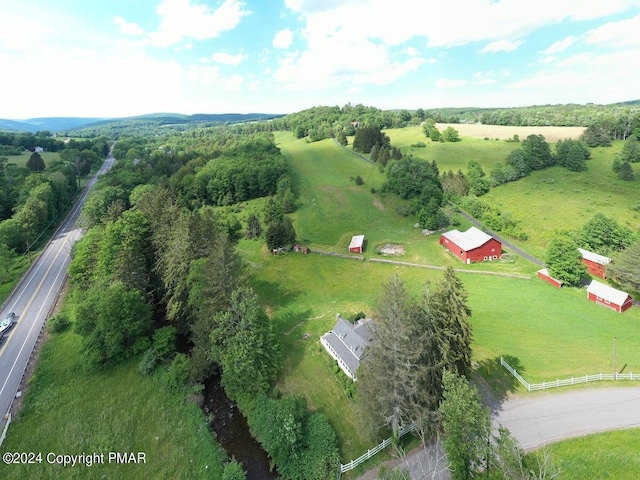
[
  {"xmin": 385, "ymin": 125, "xmax": 520, "ymax": 174},
  {"xmin": 547, "ymin": 428, "xmax": 640, "ymax": 479},
  {"xmin": 274, "ymin": 131, "xmax": 533, "ymax": 276},
  {"xmin": 3, "ymin": 151, "xmax": 61, "ymax": 169},
  {"xmin": 483, "ymin": 142, "xmax": 640, "ymax": 253},
  {"xmin": 0, "ymin": 325, "xmax": 228, "ymax": 480}
]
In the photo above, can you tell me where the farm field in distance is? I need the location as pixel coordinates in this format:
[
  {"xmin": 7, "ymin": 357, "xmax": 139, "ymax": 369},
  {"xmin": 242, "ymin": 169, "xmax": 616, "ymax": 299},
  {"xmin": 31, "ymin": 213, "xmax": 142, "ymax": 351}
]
[{"xmin": 239, "ymin": 130, "xmax": 640, "ymax": 466}]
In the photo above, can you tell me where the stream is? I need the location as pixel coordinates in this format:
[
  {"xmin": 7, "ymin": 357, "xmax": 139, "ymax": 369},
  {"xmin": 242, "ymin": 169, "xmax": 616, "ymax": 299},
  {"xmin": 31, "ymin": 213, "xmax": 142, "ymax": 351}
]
[{"xmin": 203, "ymin": 377, "xmax": 277, "ymax": 480}]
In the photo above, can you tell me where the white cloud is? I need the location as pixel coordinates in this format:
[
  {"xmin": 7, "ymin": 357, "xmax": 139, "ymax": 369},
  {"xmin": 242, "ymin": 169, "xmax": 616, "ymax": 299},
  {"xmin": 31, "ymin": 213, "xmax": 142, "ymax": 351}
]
[
  {"xmin": 436, "ymin": 79, "xmax": 467, "ymax": 88},
  {"xmin": 273, "ymin": 29, "xmax": 294, "ymax": 49},
  {"xmin": 473, "ymin": 71, "xmax": 496, "ymax": 85},
  {"xmin": 212, "ymin": 52, "xmax": 247, "ymax": 65},
  {"xmin": 113, "ymin": 16, "xmax": 145, "ymax": 36},
  {"xmin": 542, "ymin": 36, "xmax": 575, "ymax": 55},
  {"xmin": 148, "ymin": 0, "xmax": 251, "ymax": 47},
  {"xmin": 557, "ymin": 52, "xmax": 592, "ymax": 67},
  {"xmin": 405, "ymin": 46, "xmax": 419, "ymax": 56},
  {"xmin": 584, "ymin": 14, "xmax": 640, "ymax": 47},
  {"xmin": 479, "ymin": 39, "xmax": 523, "ymax": 54}
]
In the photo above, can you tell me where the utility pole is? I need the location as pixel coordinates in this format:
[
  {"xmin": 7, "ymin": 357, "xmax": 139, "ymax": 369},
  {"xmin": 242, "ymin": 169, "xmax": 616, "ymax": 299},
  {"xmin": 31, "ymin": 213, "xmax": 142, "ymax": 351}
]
[{"xmin": 613, "ymin": 336, "xmax": 617, "ymax": 380}]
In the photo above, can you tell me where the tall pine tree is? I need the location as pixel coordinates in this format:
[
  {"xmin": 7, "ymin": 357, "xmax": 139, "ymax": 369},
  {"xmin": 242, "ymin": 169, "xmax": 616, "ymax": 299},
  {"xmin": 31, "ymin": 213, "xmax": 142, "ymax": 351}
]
[{"xmin": 431, "ymin": 267, "xmax": 473, "ymax": 377}]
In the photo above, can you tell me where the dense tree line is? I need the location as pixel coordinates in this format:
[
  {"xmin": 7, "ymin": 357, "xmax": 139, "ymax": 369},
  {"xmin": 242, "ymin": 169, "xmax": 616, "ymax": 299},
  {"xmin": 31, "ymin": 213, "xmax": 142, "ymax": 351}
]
[
  {"xmin": 61, "ymin": 126, "xmax": 338, "ymax": 479},
  {"xmin": 384, "ymin": 156, "xmax": 445, "ymax": 229},
  {"xmin": 491, "ymin": 135, "xmax": 590, "ymax": 187}
]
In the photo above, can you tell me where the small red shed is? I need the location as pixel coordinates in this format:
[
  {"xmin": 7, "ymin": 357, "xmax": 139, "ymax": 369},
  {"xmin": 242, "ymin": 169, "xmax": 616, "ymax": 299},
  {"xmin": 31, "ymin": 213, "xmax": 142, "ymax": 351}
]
[
  {"xmin": 537, "ymin": 268, "xmax": 563, "ymax": 288},
  {"xmin": 586, "ymin": 280, "xmax": 633, "ymax": 313},
  {"xmin": 440, "ymin": 226, "xmax": 502, "ymax": 264},
  {"xmin": 349, "ymin": 235, "xmax": 365, "ymax": 254},
  {"xmin": 578, "ymin": 248, "xmax": 611, "ymax": 279}
]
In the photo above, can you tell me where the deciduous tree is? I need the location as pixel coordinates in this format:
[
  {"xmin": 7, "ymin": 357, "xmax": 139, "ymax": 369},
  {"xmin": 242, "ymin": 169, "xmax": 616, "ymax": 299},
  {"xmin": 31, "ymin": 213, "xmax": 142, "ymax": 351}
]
[
  {"xmin": 439, "ymin": 370, "xmax": 490, "ymax": 480},
  {"xmin": 546, "ymin": 234, "xmax": 587, "ymax": 286}
]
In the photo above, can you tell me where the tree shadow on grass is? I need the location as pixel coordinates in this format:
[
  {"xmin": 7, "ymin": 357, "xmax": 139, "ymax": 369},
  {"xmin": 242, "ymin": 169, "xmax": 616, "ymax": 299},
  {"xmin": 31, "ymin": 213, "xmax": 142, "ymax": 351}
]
[
  {"xmin": 473, "ymin": 354, "xmax": 526, "ymax": 415},
  {"xmin": 250, "ymin": 279, "xmax": 301, "ymax": 310}
]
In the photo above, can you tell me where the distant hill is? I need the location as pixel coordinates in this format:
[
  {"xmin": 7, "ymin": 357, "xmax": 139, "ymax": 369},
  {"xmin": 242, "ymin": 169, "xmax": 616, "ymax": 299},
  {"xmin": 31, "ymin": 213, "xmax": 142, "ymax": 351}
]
[
  {"xmin": 0, "ymin": 113, "xmax": 283, "ymax": 134},
  {"xmin": 0, "ymin": 117, "xmax": 108, "ymax": 133}
]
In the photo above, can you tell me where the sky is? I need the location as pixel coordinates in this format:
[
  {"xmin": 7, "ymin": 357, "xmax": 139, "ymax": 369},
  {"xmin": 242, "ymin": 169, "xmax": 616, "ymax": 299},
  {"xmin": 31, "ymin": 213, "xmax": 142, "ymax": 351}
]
[{"xmin": 1, "ymin": 0, "xmax": 640, "ymax": 119}]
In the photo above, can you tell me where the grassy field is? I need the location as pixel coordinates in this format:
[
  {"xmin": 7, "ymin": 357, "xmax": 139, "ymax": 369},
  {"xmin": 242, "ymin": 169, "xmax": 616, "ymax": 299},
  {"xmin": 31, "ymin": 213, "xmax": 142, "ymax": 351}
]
[
  {"xmin": 385, "ymin": 125, "xmax": 521, "ymax": 174},
  {"xmin": 483, "ymin": 141, "xmax": 640, "ymax": 254},
  {"xmin": 0, "ymin": 324, "xmax": 228, "ymax": 480},
  {"xmin": 548, "ymin": 429, "xmax": 640, "ymax": 479},
  {"xmin": 434, "ymin": 123, "xmax": 585, "ymax": 142},
  {"xmin": 4, "ymin": 151, "xmax": 61, "ymax": 168},
  {"xmin": 240, "ymin": 132, "xmax": 640, "ymax": 465}
]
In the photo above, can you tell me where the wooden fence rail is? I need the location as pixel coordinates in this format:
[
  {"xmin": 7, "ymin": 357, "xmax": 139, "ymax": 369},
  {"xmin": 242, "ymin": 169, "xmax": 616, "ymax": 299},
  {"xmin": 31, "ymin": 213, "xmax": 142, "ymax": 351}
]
[
  {"xmin": 338, "ymin": 423, "xmax": 416, "ymax": 476},
  {"xmin": 500, "ymin": 357, "xmax": 640, "ymax": 392}
]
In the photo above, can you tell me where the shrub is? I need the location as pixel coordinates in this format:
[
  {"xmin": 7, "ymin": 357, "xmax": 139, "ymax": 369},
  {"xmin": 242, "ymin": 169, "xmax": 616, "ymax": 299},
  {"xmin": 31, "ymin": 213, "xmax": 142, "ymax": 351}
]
[
  {"xmin": 47, "ymin": 313, "xmax": 70, "ymax": 333},
  {"xmin": 139, "ymin": 348, "xmax": 159, "ymax": 375},
  {"xmin": 410, "ymin": 141, "xmax": 426, "ymax": 148}
]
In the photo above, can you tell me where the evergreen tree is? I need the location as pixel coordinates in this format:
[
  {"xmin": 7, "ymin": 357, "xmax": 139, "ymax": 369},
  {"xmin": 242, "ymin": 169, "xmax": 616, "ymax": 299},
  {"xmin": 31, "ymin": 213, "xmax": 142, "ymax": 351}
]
[
  {"xmin": 564, "ymin": 143, "xmax": 588, "ymax": 172},
  {"xmin": 618, "ymin": 161, "xmax": 635, "ymax": 180},
  {"xmin": 358, "ymin": 275, "xmax": 441, "ymax": 436},
  {"xmin": 246, "ymin": 213, "xmax": 262, "ymax": 238},
  {"xmin": 431, "ymin": 267, "xmax": 473, "ymax": 376},
  {"xmin": 336, "ymin": 130, "xmax": 348, "ymax": 146},
  {"xmin": 265, "ymin": 216, "xmax": 296, "ymax": 250},
  {"xmin": 26, "ymin": 151, "xmax": 45, "ymax": 171}
]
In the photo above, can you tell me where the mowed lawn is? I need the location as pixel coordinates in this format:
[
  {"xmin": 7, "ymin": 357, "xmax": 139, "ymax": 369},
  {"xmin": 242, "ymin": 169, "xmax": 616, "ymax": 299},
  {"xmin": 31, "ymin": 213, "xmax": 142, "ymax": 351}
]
[{"xmin": 548, "ymin": 429, "xmax": 640, "ymax": 479}]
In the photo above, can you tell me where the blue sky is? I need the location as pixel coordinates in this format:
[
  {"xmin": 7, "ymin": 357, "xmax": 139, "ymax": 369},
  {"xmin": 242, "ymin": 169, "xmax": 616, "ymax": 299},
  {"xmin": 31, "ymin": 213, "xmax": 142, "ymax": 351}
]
[{"xmin": 1, "ymin": 0, "xmax": 639, "ymax": 118}]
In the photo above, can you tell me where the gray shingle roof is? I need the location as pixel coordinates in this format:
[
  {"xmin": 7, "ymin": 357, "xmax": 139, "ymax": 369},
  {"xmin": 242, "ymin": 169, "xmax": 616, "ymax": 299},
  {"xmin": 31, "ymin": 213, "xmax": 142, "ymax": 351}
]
[{"xmin": 321, "ymin": 316, "xmax": 372, "ymax": 377}]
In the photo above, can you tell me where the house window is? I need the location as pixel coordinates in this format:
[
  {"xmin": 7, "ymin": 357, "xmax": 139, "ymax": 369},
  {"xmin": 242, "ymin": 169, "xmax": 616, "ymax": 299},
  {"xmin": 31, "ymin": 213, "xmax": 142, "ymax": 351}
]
[
  {"xmin": 483, "ymin": 256, "xmax": 488, "ymax": 260},
  {"xmin": 493, "ymin": 255, "xmax": 498, "ymax": 259},
  {"xmin": 605, "ymin": 299, "xmax": 610, "ymax": 304}
]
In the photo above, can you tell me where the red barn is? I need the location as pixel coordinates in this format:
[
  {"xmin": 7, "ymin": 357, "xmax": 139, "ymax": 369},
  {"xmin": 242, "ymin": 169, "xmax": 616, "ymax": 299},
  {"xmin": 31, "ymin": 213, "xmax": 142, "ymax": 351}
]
[
  {"xmin": 578, "ymin": 248, "xmax": 611, "ymax": 279},
  {"xmin": 537, "ymin": 268, "xmax": 563, "ymax": 288},
  {"xmin": 440, "ymin": 227, "xmax": 501, "ymax": 264},
  {"xmin": 587, "ymin": 280, "xmax": 633, "ymax": 313},
  {"xmin": 349, "ymin": 235, "xmax": 365, "ymax": 254}
]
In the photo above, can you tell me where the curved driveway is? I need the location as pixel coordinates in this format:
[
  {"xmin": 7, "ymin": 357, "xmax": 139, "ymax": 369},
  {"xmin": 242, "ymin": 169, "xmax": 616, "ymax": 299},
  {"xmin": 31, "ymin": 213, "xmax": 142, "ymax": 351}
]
[
  {"xmin": 0, "ymin": 152, "xmax": 114, "ymax": 436},
  {"xmin": 493, "ymin": 387, "xmax": 640, "ymax": 450},
  {"xmin": 359, "ymin": 386, "xmax": 640, "ymax": 479}
]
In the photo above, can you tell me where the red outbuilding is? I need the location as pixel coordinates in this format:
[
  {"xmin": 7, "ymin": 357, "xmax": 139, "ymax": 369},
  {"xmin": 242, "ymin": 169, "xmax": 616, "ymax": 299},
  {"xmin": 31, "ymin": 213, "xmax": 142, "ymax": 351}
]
[
  {"xmin": 578, "ymin": 248, "xmax": 611, "ymax": 279},
  {"xmin": 587, "ymin": 280, "xmax": 633, "ymax": 313},
  {"xmin": 349, "ymin": 235, "xmax": 365, "ymax": 254},
  {"xmin": 537, "ymin": 268, "xmax": 564, "ymax": 288},
  {"xmin": 440, "ymin": 226, "xmax": 502, "ymax": 264}
]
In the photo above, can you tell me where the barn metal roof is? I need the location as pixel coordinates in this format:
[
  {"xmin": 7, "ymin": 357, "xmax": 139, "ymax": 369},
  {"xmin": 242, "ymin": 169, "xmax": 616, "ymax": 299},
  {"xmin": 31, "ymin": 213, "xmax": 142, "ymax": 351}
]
[
  {"xmin": 441, "ymin": 226, "xmax": 494, "ymax": 251},
  {"xmin": 587, "ymin": 280, "xmax": 630, "ymax": 305},
  {"xmin": 578, "ymin": 248, "xmax": 611, "ymax": 266},
  {"xmin": 349, "ymin": 234, "xmax": 365, "ymax": 249}
]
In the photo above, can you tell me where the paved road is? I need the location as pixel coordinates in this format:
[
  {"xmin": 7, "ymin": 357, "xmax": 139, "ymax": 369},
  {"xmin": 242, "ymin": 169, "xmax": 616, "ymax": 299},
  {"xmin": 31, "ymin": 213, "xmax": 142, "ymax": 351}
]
[
  {"xmin": 0, "ymin": 151, "xmax": 115, "ymax": 434},
  {"xmin": 359, "ymin": 386, "xmax": 640, "ymax": 479},
  {"xmin": 493, "ymin": 387, "xmax": 640, "ymax": 450},
  {"xmin": 454, "ymin": 206, "xmax": 544, "ymax": 266}
]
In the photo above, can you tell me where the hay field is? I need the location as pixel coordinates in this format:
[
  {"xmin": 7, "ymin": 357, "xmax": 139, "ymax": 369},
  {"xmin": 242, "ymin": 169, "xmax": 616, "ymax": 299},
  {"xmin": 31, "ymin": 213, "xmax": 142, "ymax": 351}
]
[{"xmin": 436, "ymin": 123, "xmax": 585, "ymax": 142}]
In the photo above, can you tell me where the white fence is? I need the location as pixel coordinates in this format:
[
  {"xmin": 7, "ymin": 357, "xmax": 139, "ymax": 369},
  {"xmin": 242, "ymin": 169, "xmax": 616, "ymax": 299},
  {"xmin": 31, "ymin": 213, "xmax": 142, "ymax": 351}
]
[
  {"xmin": 500, "ymin": 357, "xmax": 640, "ymax": 392},
  {"xmin": 339, "ymin": 423, "xmax": 416, "ymax": 475}
]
